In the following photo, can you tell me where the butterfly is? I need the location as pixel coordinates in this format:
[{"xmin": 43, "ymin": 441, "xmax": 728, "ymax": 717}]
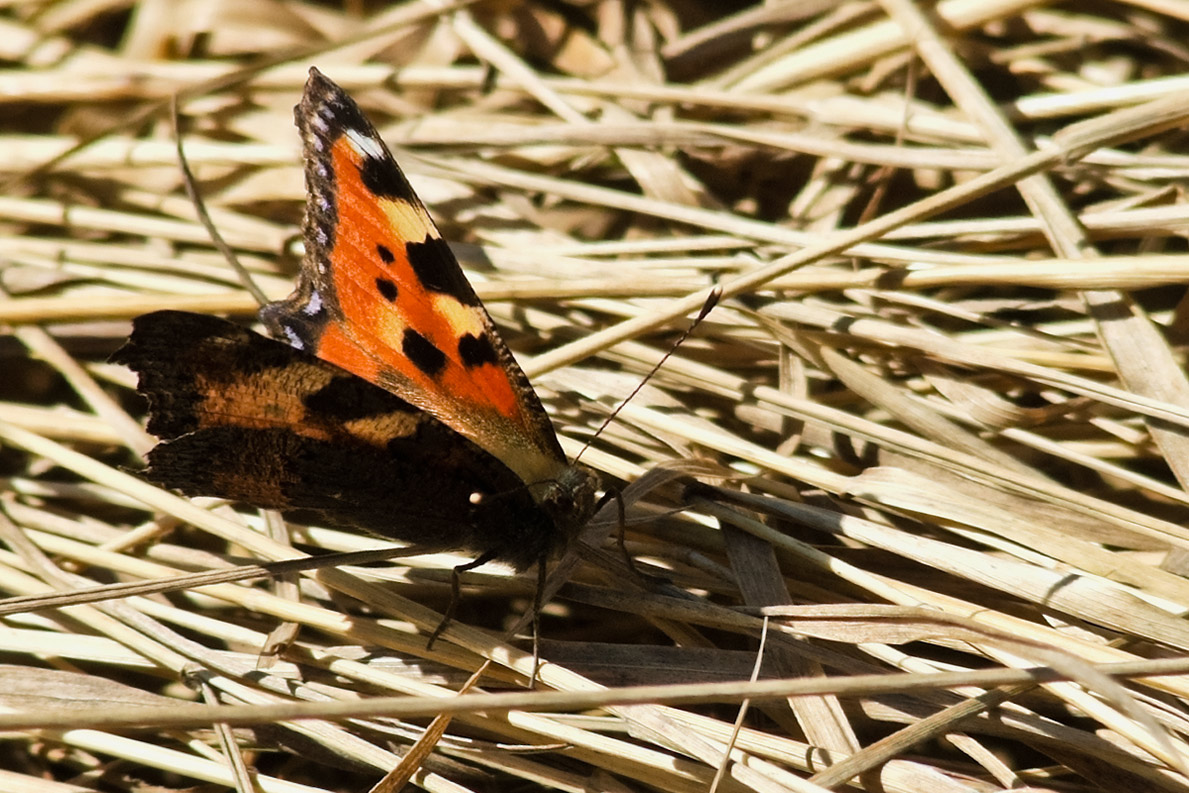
[{"xmin": 113, "ymin": 67, "xmax": 600, "ymax": 575}]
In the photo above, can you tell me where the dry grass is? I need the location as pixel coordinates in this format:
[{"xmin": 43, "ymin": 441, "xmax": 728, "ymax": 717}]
[{"xmin": 3, "ymin": 2, "xmax": 1189, "ymax": 792}]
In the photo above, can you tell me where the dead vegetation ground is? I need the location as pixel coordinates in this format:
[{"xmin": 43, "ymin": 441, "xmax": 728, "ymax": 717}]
[{"xmin": 3, "ymin": 2, "xmax": 1189, "ymax": 792}]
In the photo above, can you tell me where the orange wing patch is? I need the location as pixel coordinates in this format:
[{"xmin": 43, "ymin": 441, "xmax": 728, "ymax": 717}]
[{"xmin": 327, "ymin": 134, "xmax": 523, "ymax": 424}]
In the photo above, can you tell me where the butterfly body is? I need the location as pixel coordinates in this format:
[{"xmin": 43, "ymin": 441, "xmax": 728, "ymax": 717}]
[{"xmin": 114, "ymin": 68, "xmax": 598, "ymax": 569}]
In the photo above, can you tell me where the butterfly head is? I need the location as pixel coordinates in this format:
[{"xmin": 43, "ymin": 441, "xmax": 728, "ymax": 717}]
[{"xmin": 536, "ymin": 464, "xmax": 600, "ymax": 542}]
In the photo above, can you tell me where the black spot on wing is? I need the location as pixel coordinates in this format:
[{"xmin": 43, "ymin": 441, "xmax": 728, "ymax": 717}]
[
  {"xmin": 406, "ymin": 237, "xmax": 479, "ymax": 306},
  {"xmin": 359, "ymin": 154, "xmax": 414, "ymax": 200},
  {"xmin": 402, "ymin": 329, "xmax": 446, "ymax": 377},
  {"xmin": 375, "ymin": 277, "xmax": 398, "ymax": 302},
  {"xmin": 458, "ymin": 333, "xmax": 498, "ymax": 368},
  {"xmin": 302, "ymin": 374, "xmax": 416, "ymax": 422},
  {"xmin": 376, "ymin": 244, "xmax": 395, "ymax": 264}
]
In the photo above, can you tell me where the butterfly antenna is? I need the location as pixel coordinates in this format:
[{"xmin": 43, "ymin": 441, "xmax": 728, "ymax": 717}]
[
  {"xmin": 171, "ymin": 94, "xmax": 271, "ymax": 308},
  {"xmin": 575, "ymin": 286, "xmax": 722, "ymax": 463}
]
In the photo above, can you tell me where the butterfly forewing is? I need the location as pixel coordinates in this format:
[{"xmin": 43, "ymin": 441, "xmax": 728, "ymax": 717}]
[{"xmin": 261, "ymin": 69, "xmax": 567, "ymax": 487}]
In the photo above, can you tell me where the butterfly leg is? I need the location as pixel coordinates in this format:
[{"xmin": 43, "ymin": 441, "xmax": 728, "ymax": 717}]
[
  {"xmin": 596, "ymin": 485, "xmax": 661, "ymax": 575},
  {"xmin": 602, "ymin": 487, "xmax": 642, "ymax": 576},
  {"xmin": 427, "ymin": 550, "xmax": 497, "ymax": 649},
  {"xmin": 606, "ymin": 487, "xmax": 671, "ymax": 587}
]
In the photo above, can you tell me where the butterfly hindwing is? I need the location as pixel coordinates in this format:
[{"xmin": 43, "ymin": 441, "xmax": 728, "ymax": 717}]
[{"xmin": 113, "ymin": 310, "xmax": 560, "ymax": 568}]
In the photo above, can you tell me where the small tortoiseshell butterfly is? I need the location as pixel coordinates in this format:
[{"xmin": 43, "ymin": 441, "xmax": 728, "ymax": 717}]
[{"xmin": 113, "ymin": 67, "xmax": 599, "ymax": 572}]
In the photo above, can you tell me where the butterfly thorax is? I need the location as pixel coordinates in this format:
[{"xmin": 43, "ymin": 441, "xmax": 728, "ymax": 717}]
[{"xmin": 486, "ymin": 462, "xmax": 597, "ymax": 570}]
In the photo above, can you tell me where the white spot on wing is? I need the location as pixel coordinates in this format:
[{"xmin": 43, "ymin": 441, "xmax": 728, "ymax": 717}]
[
  {"xmin": 303, "ymin": 290, "xmax": 323, "ymax": 315},
  {"xmin": 283, "ymin": 326, "xmax": 305, "ymax": 350},
  {"xmin": 346, "ymin": 128, "xmax": 385, "ymax": 160}
]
